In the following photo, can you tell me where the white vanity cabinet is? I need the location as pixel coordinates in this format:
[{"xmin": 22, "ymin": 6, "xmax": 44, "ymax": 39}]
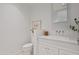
[
  {"xmin": 38, "ymin": 42, "xmax": 58, "ymax": 55},
  {"xmin": 37, "ymin": 37, "xmax": 79, "ymax": 55},
  {"xmin": 59, "ymin": 49, "xmax": 79, "ymax": 55}
]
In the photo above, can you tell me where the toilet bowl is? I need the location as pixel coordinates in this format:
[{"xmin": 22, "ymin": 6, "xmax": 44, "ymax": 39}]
[
  {"xmin": 18, "ymin": 30, "xmax": 38, "ymax": 55},
  {"xmin": 19, "ymin": 43, "xmax": 33, "ymax": 55}
]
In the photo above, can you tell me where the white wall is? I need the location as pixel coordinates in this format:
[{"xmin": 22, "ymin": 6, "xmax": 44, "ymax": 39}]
[
  {"xmin": 0, "ymin": 4, "xmax": 30, "ymax": 54},
  {"xmin": 30, "ymin": 3, "xmax": 79, "ymax": 39},
  {"xmin": 67, "ymin": 3, "xmax": 79, "ymax": 37},
  {"xmin": 30, "ymin": 3, "xmax": 52, "ymax": 31}
]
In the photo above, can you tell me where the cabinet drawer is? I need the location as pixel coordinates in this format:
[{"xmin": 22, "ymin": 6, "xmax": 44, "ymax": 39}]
[
  {"xmin": 38, "ymin": 43, "xmax": 58, "ymax": 55},
  {"xmin": 60, "ymin": 49, "xmax": 79, "ymax": 55}
]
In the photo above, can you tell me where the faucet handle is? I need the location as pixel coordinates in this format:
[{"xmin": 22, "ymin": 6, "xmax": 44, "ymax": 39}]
[
  {"xmin": 56, "ymin": 30, "xmax": 58, "ymax": 33},
  {"xmin": 77, "ymin": 39, "xmax": 79, "ymax": 45},
  {"xmin": 62, "ymin": 30, "xmax": 64, "ymax": 33}
]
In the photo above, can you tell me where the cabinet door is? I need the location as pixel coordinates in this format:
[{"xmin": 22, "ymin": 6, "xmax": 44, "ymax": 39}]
[
  {"xmin": 38, "ymin": 43, "xmax": 58, "ymax": 55},
  {"xmin": 60, "ymin": 49, "xmax": 79, "ymax": 55}
]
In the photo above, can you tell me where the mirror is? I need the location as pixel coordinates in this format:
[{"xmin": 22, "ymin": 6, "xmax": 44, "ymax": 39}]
[{"xmin": 51, "ymin": 3, "xmax": 67, "ymax": 23}]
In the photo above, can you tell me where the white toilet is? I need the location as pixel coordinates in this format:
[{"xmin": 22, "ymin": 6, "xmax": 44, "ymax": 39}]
[
  {"xmin": 20, "ymin": 43, "xmax": 33, "ymax": 55},
  {"xmin": 19, "ymin": 30, "xmax": 38, "ymax": 55}
]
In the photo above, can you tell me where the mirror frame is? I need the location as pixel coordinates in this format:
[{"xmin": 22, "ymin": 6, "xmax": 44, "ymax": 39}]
[{"xmin": 51, "ymin": 3, "xmax": 68, "ymax": 23}]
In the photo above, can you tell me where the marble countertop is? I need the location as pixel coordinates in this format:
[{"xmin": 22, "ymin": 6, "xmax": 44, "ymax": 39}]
[{"xmin": 37, "ymin": 35, "xmax": 79, "ymax": 44}]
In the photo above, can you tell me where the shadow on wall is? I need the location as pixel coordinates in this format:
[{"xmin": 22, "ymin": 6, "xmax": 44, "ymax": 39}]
[{"xmin": 0, "ymin": 4, "xmax": 30, "ymax": 54}]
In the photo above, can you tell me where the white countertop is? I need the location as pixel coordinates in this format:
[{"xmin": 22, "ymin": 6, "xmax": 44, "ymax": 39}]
[{"xmin": 37, "ymin": 35, "xmax": 79, "ymax": 44}]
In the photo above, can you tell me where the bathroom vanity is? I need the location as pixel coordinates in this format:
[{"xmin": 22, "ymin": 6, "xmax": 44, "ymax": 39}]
[{"xmin": 36, "ymin": 35, "xmax": 79, "ymax": 55}]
